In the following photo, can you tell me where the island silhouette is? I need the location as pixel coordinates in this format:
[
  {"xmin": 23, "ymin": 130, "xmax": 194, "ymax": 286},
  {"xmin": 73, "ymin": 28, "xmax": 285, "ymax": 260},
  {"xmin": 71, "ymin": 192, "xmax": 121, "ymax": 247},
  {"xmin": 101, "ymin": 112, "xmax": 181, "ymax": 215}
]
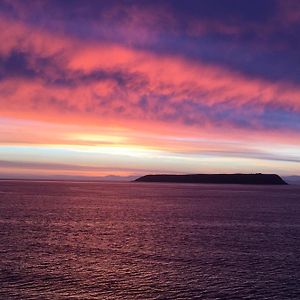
[{"xmin": 135, "ymin": 173, "xmax": 287, "ymax": 185}]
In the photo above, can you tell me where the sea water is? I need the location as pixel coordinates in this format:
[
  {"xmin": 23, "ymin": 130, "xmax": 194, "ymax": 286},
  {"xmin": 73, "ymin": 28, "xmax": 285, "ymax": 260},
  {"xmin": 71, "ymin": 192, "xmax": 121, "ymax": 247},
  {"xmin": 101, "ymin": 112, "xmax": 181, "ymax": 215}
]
[{"xmin": 0, "ymin": 181, "xmax": 299, "ymax": 299}]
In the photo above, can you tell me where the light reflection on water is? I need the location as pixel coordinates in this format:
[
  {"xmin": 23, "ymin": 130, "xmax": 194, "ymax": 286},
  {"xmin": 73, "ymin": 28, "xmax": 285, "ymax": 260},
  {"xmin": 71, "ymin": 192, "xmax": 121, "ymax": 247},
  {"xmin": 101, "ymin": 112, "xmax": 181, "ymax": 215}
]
[{"xmin": 0, "ymin": 181, "xmax": 299, "ymax": 299}]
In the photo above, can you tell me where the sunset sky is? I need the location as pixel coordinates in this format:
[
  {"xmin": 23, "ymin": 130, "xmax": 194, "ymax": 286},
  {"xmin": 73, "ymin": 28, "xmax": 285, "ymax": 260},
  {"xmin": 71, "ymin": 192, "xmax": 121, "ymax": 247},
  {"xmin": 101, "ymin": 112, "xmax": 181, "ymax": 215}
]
[{"xmin": 0, "ymin": 0, "xmax": 300, "ymax": 179}]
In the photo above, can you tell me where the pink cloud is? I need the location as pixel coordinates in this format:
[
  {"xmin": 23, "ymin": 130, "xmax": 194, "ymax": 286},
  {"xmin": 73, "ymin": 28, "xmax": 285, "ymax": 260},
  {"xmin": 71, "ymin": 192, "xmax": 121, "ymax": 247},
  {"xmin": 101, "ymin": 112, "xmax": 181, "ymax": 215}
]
[{"xmin": 1, "ymin": 15, "xmax": 300, "ymax": 153}]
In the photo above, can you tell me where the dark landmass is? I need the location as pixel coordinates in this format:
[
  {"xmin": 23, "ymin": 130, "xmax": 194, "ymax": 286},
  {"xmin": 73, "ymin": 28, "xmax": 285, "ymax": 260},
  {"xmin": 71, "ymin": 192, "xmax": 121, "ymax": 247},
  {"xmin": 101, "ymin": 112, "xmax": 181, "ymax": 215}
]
[{"xmin": 135, "ymin": 174, "xmax": 287, "ymax": 185}]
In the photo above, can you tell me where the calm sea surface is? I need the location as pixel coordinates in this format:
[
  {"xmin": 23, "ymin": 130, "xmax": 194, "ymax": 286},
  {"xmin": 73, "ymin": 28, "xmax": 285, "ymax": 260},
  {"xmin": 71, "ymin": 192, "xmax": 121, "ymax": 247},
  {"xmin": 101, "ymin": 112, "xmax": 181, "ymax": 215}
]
[{"xmin": 0, "ymin": 181, "xmax": 299, "ymax": 299}]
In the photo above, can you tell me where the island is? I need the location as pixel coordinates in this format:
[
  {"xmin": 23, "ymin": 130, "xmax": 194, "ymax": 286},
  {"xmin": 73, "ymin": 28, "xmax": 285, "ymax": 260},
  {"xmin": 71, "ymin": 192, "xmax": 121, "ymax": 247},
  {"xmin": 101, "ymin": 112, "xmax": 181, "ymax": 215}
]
[{"xmin": 134, "ymin": 174, "xmax": 287, "ymax": 185}]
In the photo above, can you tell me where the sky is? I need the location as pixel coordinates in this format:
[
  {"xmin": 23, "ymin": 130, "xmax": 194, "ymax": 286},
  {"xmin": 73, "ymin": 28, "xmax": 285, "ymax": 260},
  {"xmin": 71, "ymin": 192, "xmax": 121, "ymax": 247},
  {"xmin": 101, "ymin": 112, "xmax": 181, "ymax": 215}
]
[{"xmin": 0, "ymin": 0, "xmax": 300, "ymax": 179}]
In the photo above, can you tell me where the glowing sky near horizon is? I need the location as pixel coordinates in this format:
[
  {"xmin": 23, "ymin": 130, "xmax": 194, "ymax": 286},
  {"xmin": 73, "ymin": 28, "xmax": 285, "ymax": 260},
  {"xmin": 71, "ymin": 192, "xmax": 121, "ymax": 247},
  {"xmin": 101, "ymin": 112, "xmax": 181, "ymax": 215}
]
[{"xmin": 0, "ymin": 0, "xmax": 300, "ymax": 178}]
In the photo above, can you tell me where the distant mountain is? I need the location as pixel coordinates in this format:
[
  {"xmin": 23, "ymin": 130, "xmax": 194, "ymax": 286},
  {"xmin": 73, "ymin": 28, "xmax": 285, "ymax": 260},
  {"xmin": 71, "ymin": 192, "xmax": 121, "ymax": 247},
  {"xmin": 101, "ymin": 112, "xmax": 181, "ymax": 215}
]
[
  {"xmin": 98, "ymin": 175, "xmax": 138, "ymax": 181},
  {"xmin": 283, "ymin": 176, "xmax": 300, "ymax": 185},
  {"xmin": 0, "ymin": 174, "xmax": 138, "ymax": 182},
  {"xmin": 135, "ymin": 174, "xmax": 287, "ymax": 185}
]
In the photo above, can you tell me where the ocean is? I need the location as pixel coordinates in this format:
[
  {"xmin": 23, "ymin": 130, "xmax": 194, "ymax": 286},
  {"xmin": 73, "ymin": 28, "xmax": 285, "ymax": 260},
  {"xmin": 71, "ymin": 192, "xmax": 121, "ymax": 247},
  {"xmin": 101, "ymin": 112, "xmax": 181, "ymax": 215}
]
[{"xmin": 0, "ymin": 181, "xmax": 299, "ymax": 299}]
